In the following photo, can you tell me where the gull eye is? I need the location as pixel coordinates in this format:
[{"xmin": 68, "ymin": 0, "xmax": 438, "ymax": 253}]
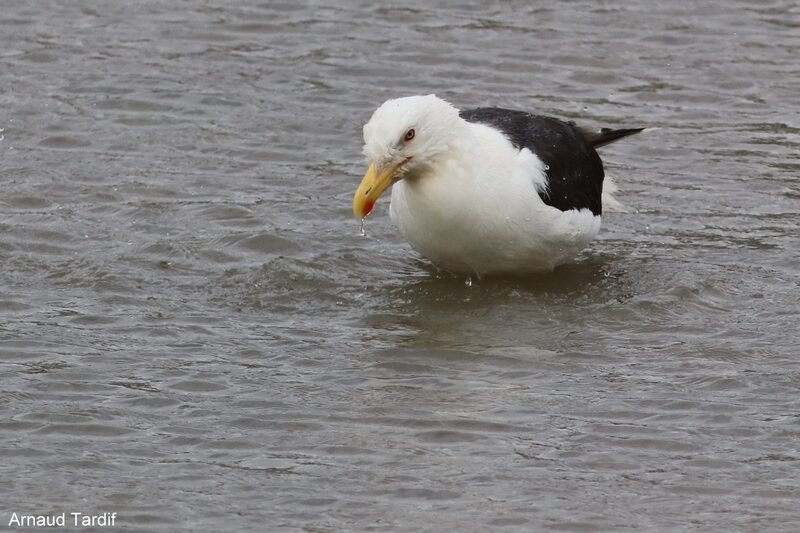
[{"xmin": 403, "ymin": 128, "xmax": 415, "ymax": 142}]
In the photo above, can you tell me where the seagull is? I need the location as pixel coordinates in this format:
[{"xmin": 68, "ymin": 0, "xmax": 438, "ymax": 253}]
[{"xmin": 352, "ymin": 94, "xmax": 644, "ymax": 277}]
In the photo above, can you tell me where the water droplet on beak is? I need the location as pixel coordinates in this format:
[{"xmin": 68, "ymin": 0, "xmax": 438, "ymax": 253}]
[{"xmin": 359, "ymin": 218, "xmax": 367, "ymax": 237}]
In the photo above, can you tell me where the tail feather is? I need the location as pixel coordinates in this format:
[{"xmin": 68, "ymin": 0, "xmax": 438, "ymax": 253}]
[
  {"xmin": 579, "ymin": 125, "xmax": 648, "ymax": 213},
  {"xmin": 580, "ymin": 126, "xmax": 645, "ymax": 149},
  {"xmin": 602, "ymin": 175, "xmax": 626, "ymax": 213}
]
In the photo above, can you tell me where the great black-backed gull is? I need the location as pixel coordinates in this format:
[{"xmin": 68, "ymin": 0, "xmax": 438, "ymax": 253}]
[{"xmin": 352, "ymin": 94, "xmax": 644, "ymax": 276}]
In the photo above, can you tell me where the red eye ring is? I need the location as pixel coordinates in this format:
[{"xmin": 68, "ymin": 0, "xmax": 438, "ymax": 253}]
[{"xmin": 404, "ymin": 128, "xmax": 415, "ymax": 142}]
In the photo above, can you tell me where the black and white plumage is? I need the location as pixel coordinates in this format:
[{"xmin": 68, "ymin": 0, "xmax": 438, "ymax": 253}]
[{"xmin": 352, "ymin": 94, "xmax": 644, "ymax": 276}]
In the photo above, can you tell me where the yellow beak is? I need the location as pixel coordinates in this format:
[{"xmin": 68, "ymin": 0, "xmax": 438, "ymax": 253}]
[{"xmin": 352, "ymin": 162, "xmax": 399, "ymax": 220}]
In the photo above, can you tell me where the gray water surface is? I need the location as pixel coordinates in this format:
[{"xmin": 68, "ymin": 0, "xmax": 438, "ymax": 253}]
[{"xmin": 2, "ymin": 1, "xmax": 799, "ymax": 531}]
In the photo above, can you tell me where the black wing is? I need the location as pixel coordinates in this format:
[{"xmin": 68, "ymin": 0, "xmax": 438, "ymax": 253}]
[{"xmin": 460, "ymin": 107, "xmax": 605, "ymax": 216}]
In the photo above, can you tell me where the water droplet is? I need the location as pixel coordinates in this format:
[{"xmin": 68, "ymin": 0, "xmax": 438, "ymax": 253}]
[
  {"xmin": 464, "ymin": 276, "xmax": 473, "ymax": 288},
  {"xmin": 359, "ymin": 218, "xmax": 367, "ymax": 237},
  {"xmin": 583, "ymin": 106, "xmax": 589, "ymax": 112}
]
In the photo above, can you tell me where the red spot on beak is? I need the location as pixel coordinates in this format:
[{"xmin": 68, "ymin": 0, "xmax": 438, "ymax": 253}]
[{"xmin": 363, "ymin": 200, "xmax": 375, "ymax": 217}]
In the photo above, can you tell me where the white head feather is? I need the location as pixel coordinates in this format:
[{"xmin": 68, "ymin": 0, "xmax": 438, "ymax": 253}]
[{"xmin": 362, "ymin": 94, "xmax": 464, "ymax": 174}]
